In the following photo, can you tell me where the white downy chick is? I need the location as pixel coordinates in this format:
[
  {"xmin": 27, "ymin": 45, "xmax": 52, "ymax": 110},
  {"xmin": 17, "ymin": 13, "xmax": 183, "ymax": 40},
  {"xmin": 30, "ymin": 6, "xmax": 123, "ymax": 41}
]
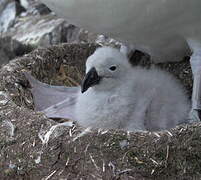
[{"xmin": 75, "ymin": 47, "xmax": 190, "ymax": 131}]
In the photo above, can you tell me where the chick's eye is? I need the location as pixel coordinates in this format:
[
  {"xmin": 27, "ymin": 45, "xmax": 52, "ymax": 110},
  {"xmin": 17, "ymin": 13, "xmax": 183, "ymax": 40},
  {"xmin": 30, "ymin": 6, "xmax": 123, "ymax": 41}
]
[{"xmin": 109, "ymin": 66, "xmax": 117, "ymax": 71}]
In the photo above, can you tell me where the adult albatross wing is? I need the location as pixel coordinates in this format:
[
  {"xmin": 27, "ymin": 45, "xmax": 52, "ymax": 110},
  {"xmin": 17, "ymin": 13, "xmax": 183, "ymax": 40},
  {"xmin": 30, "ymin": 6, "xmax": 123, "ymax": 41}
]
[{"xmin": 24, "ymin": 72, "xmax": 79, "ymax": 120}]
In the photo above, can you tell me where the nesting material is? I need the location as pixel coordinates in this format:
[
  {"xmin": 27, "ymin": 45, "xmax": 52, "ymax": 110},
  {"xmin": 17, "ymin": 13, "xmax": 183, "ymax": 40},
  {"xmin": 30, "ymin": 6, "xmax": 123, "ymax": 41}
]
[{"xmin": 0, "ymin": 43, "xmax": 200, "ymax": 179}]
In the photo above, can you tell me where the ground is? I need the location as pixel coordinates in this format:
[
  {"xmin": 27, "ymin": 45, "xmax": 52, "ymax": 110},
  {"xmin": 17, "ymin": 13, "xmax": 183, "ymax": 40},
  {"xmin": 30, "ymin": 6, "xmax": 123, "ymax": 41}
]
[{"xmin": 0, "ymin": 43, "xmax": 200, "ymax": 179}]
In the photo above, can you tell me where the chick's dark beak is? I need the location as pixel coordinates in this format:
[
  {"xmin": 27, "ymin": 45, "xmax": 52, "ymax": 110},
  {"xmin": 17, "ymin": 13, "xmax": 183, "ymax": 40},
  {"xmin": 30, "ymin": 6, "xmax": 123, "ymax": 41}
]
[{"xmin": 81, "ymin": 67, "xmax": 101, "ymax": 93}]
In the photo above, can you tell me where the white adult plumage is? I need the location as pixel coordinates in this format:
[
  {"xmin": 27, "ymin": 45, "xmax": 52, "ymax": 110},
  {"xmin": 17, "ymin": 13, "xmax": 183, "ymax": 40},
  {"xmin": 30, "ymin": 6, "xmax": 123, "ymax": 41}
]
[{"xmin": 40, "ymin": 0, "xmax": 201, "ymax": 62}]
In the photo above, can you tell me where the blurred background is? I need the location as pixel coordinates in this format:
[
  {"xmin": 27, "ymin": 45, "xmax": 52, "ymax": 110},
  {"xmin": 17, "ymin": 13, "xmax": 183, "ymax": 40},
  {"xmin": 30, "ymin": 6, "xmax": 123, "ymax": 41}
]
[{"xmin": 0, "ymin": 0, "xmax": 119, "ymax": 66}]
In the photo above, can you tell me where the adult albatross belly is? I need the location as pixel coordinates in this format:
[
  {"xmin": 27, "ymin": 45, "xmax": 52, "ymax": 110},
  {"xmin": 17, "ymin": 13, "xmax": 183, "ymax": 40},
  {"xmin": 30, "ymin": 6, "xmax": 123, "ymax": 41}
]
[
  {"xmin": 39, "ymin": 0, "xmax": 201, "ymax": 121},
  {"xmin": 40, "ymin": 0, "xmax": 201, "ymax": 62}
]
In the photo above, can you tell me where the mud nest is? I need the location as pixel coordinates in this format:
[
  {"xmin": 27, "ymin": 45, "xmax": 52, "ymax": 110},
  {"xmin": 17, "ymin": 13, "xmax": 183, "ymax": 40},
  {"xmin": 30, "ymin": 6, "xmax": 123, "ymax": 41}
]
[{"xmin": 0, "ymin": 43, "xmax": 200, "ymax": 180}]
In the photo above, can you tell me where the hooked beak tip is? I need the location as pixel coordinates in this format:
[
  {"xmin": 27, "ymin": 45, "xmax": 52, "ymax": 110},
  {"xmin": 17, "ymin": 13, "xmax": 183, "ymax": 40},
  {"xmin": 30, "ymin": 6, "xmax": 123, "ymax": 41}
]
[
  {"xmin": 81, "ymin": 67, "xmax": 101, "ymax": 93},
  {"xmin": 81, "ymin": 88, "xmax": 85, "ymax": 93}
]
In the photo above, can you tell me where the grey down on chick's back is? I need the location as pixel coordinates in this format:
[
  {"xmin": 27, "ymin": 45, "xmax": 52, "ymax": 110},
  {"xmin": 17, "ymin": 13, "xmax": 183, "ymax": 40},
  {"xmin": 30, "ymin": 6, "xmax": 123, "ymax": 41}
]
[{"xmin": 75, "ymin": 47, "xmax": 190, "ymax": 131}]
